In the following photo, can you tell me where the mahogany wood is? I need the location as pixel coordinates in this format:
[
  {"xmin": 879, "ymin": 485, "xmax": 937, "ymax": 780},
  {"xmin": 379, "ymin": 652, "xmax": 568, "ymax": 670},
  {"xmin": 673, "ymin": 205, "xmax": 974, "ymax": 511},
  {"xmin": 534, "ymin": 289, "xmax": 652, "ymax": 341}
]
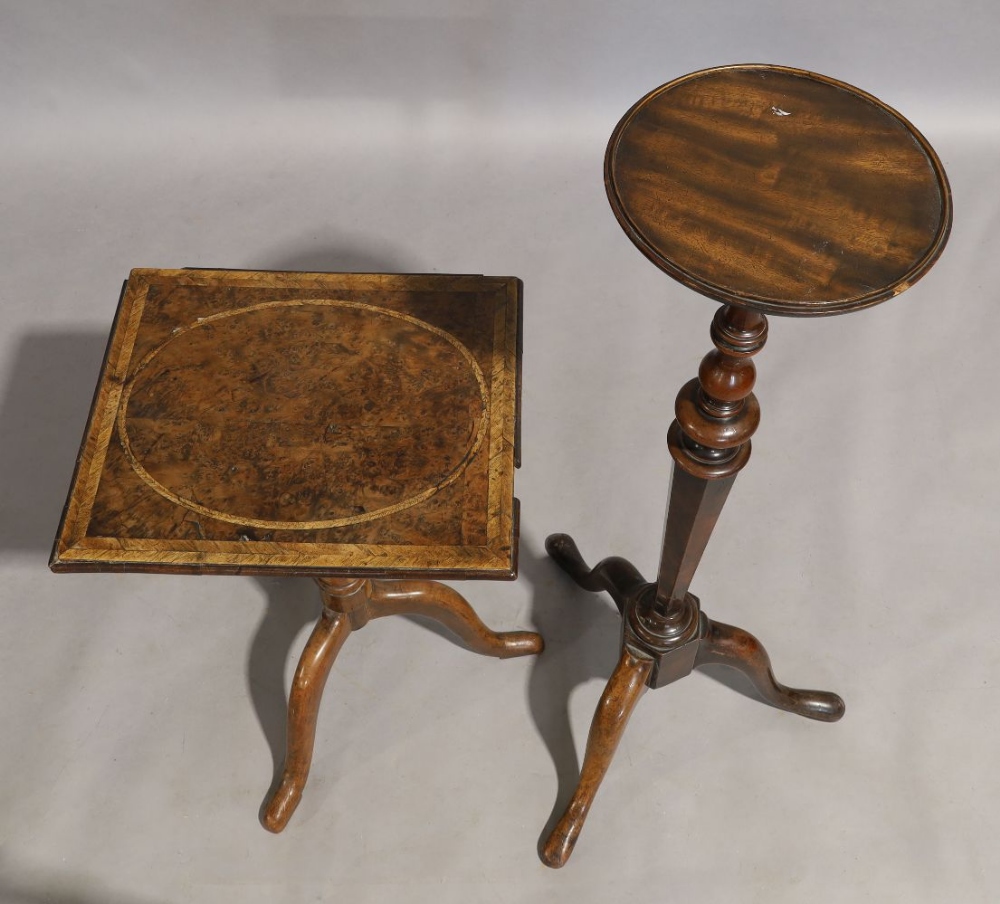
[
  {"xmin": 605, "ymin": 64, "xmax": 951, "ymax": 316},
  {"xmin": 543, "ymin": 65, "xmax": 951, "ymax": 866},
  {"xmin": 539, "ymin": 648, "xmax": 651, "ymax": 869},
  {"xmin": 545, "ymin": 534, "xmax": 644, "ymax": 614},
  {"xmin": 695, "ymin": 619, "xmax": 844, "ymax": 722},
  {"xmin": 542, "ymin": 537, "xmax": 844, "ymax": 866},
  {"xmin": 654, "ymin": 469, "xmax": 736, "ymax": 606}
]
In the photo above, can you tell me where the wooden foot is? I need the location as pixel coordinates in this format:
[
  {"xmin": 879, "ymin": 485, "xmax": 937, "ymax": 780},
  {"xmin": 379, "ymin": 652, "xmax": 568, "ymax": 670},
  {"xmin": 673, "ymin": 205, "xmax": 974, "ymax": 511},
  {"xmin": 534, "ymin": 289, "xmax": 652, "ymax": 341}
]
[
  {"xmin": 695, "ymin": 618, "xmax": 845, "ymax": 722},
  {"xmin": 540, "ymin": 648, "xmax": 652, "ymax": 868},
  {"xmin": 262, "ymin": 577, "xmax": 542, "ymax": 833},
  {"xmin": 537, "ymin": 306, "xmax": 846, "ymax": 860},
  {"xmin": 545, "ymin": 533, "xmax": 648, "ymax": 613},
  {"xmin": 261, "ymin": 602, "xmax": 352, "ymax": 833},
  {"xmin": 368, "ymin": 579, "xmax": 544, "ymax": 658}
]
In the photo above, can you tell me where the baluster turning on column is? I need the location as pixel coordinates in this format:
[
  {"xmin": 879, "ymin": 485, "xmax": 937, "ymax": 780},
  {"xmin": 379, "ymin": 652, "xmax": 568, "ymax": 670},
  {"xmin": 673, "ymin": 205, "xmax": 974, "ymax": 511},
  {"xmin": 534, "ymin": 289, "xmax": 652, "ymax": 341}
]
[
  {"xmin": 541, "ymin": 305, "xmax": 844, "ymax": 868},
  {"xmin": 540, "ymin": 62, "xmax": 950, "ymax": 869}
]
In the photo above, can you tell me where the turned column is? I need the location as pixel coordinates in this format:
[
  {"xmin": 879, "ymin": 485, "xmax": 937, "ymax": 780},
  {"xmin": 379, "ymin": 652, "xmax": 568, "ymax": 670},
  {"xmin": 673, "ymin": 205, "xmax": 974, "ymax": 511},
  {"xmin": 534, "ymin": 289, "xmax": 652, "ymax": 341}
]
[
  {"xmin": 540, "ymin": 303, "xmax": 844, "ymax": 867},
  {"xmin": 624, "ymin": 304, "xmax": 766, "ymax": 688},
  {"xmin": 541, "ymin": 63, "xmax": 950, "ymax": 867}
]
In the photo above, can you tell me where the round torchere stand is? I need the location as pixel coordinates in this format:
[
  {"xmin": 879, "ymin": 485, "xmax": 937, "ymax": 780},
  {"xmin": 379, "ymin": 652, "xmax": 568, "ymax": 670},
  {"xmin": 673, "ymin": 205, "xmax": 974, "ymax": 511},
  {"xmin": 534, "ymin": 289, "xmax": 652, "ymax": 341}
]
[{"xmin": 541, "ymin": 64, "xmax": 951, "ymax": 867}]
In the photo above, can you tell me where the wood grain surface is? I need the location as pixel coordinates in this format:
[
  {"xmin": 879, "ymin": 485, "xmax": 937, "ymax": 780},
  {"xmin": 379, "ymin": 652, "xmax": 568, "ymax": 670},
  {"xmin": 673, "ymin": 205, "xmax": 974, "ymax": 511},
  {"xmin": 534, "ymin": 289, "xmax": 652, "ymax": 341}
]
[
  {"xmin": 51, "ymin": 269, "xmax": 522, "ymax": 577},
  {"xmin": 605, "ymin": 64, "xmax": 951, "ymax": 315},
  {"xmin": 262, "ymin": 575, "xmax": 543, "ymax": 833},
  {"xmin": 539, "ymin": 646, "xmax": 652, "ymax": 868}
]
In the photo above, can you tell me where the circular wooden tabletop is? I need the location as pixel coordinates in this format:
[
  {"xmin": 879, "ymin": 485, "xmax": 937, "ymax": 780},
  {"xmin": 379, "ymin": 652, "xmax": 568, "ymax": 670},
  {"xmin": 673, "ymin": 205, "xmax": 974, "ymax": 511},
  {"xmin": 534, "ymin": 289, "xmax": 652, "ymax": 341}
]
[{"xmin": 605, "ymin": 65, "xmax": 952, "ymax": 316}]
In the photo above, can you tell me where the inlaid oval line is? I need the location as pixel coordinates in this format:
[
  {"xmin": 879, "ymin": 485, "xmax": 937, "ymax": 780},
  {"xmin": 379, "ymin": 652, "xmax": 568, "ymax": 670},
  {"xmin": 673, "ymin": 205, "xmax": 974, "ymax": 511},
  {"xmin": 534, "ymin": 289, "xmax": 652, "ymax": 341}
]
[{"xmin": 116, "ymin": 299, "xmax": 489, "ymax": 530}]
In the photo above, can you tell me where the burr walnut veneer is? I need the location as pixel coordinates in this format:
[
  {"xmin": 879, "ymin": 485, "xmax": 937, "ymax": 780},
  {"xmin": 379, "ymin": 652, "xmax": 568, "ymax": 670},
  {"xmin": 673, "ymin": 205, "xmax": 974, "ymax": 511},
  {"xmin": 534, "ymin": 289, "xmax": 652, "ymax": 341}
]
[
  {"xmin": 541, "ymin": 65, "xmax": 951, "ymax": 866},
  {"xmin": 51, "ymin": 268, "xmax": 542, "ymax": 833}
]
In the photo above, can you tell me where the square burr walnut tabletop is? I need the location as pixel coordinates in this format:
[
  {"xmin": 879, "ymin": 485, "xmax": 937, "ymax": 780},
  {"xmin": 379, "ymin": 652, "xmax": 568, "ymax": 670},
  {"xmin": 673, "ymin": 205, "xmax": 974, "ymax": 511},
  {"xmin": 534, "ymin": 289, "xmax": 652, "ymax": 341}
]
[
  {"xmin": 50, "ymin": 268, "xmax": 542, "ymax": 835},
  {"xmin": 51, "ymin": 268, "xmax": 523, "ymax": 579}
]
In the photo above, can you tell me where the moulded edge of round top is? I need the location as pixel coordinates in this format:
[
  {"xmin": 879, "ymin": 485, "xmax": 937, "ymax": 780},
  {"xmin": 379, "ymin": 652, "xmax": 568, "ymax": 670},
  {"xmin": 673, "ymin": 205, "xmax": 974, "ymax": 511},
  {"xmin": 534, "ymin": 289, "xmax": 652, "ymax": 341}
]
[{"xmin": 604, "ymin": 63, "xmax": 953, "ymax": 317}]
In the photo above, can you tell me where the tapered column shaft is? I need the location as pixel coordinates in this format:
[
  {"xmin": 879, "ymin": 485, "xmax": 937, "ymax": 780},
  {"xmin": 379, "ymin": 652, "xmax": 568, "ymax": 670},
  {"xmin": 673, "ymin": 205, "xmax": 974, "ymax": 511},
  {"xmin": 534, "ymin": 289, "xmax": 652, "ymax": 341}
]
[
  {"xmin": 655, "ymin": 468, "xmax": 736, "ymax": 605},
  {"xmin": 539, "ymin": 307, "xmax": 850, "ymax": 869}
]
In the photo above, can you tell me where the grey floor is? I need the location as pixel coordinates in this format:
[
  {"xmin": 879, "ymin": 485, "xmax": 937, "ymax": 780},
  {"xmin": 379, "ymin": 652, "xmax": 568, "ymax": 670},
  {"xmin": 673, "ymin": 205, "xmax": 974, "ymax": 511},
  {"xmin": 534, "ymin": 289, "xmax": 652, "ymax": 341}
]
[{"xmin": 2, "ymin": 3, "xmax": 999, "ymax": 902}]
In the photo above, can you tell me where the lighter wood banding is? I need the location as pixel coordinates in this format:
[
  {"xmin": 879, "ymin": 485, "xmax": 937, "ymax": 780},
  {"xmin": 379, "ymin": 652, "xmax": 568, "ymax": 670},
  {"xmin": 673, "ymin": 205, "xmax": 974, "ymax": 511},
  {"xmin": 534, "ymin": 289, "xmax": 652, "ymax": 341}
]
[{"xmin": 50, "ymin": 270, "xmax": 522, "ymax": 578}]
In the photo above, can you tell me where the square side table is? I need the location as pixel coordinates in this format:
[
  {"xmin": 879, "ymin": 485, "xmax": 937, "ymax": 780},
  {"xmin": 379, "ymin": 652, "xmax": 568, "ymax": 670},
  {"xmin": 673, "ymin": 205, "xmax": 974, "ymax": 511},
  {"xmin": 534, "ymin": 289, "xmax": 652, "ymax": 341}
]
[{"xmin": 51, "ymin": 268, "xmax": 542, "ymax": 832}]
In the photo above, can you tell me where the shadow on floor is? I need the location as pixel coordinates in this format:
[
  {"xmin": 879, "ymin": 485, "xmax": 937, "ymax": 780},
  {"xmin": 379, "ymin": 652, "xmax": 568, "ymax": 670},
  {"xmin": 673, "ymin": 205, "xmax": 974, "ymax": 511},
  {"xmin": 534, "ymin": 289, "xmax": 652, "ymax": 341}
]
[
  {"xmin": 0, "ymin": 243, "xmax": 422, "ymax": 559},
  {"xmin": 243, "ymin": 527, "xmax": 649, "ymax": 850},
  {"xmin": 0, "ymin": 856, "xmax": 171, "ymax": 904},
  {"xmin": 240, "ymin": 240, "xmax": 439, "ymax": 822},
  {"xmin": 0, "ymin": 330, "xmax": 112, "ymax": 555},
  {"xmin": 518, "ymin": 531, "xmax": 626, "ymax": 849},
  {"xmin": 252, "ymin": 237, "xmax": 417, "ymax": 276},
  {"xmin": 243, "ymin": 571, "xmax": 544, "ymax": 825},
  {"xmin": 244, "ymin": 574, "xmax": 322, "ymax": 822}
]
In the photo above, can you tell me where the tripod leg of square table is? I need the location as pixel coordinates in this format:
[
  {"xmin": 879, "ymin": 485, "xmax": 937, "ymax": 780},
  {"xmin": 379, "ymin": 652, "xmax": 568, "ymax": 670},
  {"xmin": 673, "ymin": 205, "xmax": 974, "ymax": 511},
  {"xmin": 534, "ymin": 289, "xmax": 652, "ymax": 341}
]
[
  {"xmin": 366, "ymin": 580, "xmax": 544, "ymax": 659},
  {"xmin": 262, "ymin": 576, "xmax": 543, "ymax": 833},
  {"xmin": 261, "ymin": 586, "xmax": 353, "ymax": 833}
]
